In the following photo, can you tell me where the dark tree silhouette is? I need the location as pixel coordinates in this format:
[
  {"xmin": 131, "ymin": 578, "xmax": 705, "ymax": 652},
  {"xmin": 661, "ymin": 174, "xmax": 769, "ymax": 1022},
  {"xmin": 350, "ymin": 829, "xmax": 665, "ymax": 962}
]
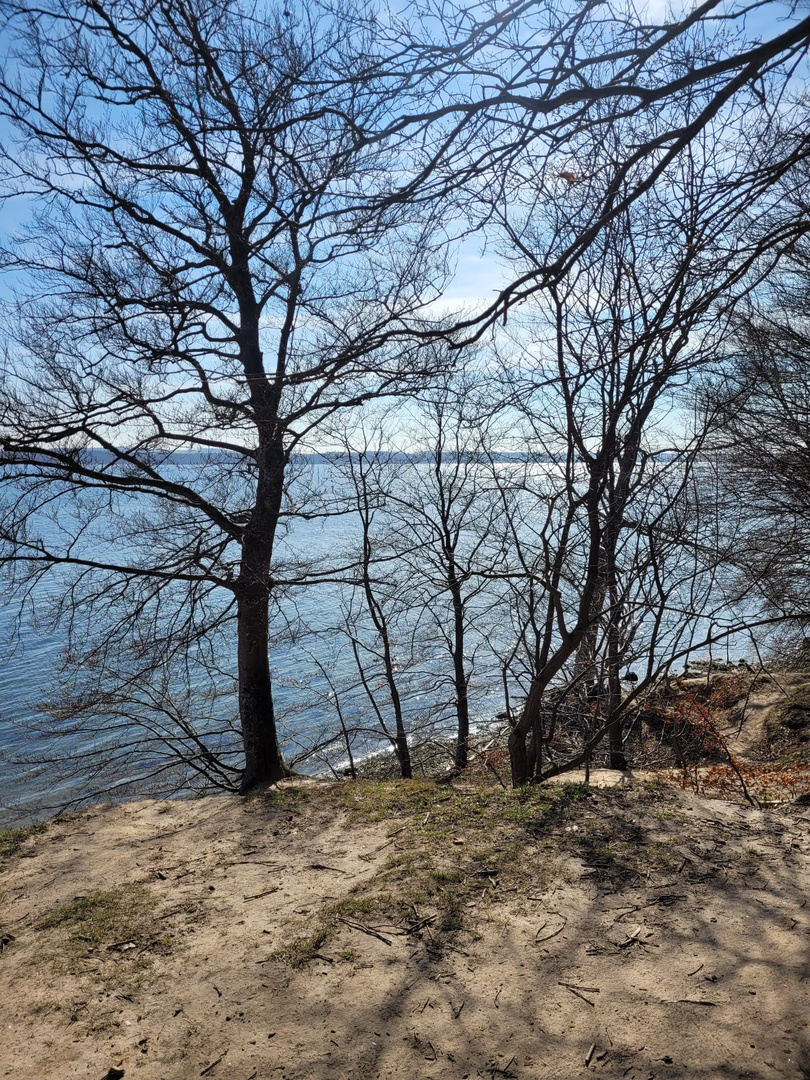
[
  {"xmin": 0, "ymin": 0, "xmax": 454, "ymax": 792},
  {"xmin": 2, "ymin": 0, "xmax": 810, "ymax": 796}
]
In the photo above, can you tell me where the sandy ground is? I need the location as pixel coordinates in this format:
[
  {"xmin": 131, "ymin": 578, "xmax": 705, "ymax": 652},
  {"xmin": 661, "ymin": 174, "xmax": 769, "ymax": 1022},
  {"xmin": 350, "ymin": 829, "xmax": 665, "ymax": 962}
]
[{"xmin": 2, "ymin": 679, "xmax": 810, "ymax": 1080}]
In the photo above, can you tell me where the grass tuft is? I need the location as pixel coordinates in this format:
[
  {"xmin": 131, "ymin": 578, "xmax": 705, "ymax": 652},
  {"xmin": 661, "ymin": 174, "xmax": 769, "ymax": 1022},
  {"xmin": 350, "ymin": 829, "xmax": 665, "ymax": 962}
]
[
  {"xmin": 38, "ymin": 886, "xmax": 163, "ymax": 965},
  {"xmin": 272, "ymin": 778, "xmax": 580, "ymax": 967},
  {"xmin": 0, "ymin": 822, "xmax": 46, "ymax": 867}
]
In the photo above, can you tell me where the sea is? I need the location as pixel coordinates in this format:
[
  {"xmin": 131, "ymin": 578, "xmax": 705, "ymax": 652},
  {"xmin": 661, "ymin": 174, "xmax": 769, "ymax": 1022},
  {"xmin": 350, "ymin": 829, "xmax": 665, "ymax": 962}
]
[
  {"xmin": 0, "ymin": 457, "xmax": 515, "ymax": 824},
  {"xmin": 0, "ymin": 453, "xmax": 762, "ymax": 826}
]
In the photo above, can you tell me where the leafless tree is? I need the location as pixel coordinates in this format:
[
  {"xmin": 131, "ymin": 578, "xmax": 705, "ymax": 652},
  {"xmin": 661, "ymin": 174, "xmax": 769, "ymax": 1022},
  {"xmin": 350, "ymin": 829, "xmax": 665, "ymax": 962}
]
[
  {"xmin": 2, "ymin": 0, "xmax": 810, "ymax": 798},
  {"xmin": 342, "ymin": 370, "xmax": 508, "ymax": 772},
  {"xmin": 0, "ymin": 0, "xmax": 457, "ymax": 792},
  {"xmin": 702, "ymin": 243, "xmax": 810, "ymax": 634},
  {"xmin": 494, "ymin": 126, "xmax": 804, "ymax": 784}
]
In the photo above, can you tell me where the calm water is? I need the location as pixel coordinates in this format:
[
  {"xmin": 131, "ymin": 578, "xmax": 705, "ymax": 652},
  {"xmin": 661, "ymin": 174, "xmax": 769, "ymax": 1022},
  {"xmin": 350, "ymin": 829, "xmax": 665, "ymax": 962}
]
[
  {"xmin": 0, "ymin": 455, "xmax": 759, "ymax": 825},
  {"xmin": 0, "ymin": 464, "xmax": 509, "ymax": 823}
]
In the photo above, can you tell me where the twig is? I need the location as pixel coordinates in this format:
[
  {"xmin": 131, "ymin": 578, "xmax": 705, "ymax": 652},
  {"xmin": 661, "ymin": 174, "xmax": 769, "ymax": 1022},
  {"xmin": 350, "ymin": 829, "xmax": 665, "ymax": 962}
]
[
  {"xmin": 200, "ymin": 1054, "xmax": 225, "ymax": 1076},
  {"xmin": 615, "ymin": 894, "xmax": 686, "ymax": 921},
  {"xmin": 309, "ymin": 863, "xmax": 347, "ymax": 873},
  {"xmin": 676, "ymin": 999, "xmax": 717, "ymax": 1006},
  {"xmin": 406, "ymin": 915, "xmax": 436, "ymax": 934},
  {"xmin": 157, "ymin": 907, "xmax": 187, "ymax": 920},
  {"xmin": 486, "ymin": 759, "xmax": 507, "ymax": 788},
  {"xmin": 451, "ymin": 999, "xmax": 465, "ymax": 1019},
  {"xmin": 686, "ymin": 963, "xmax": 704, "ymax": 977},
  {"xmin": 243, "ymin": 887, "xmax": 279, "ymax": 902},
  {"xmin": 338, "ymin": 917, "xmax": 392, "ymax": 945},
  {"xmin": 486, "ymin": 1055, "xmax": 517, "ymax": 1077},
  {"xmin": 534, "ymin": 916, "xmax": 568, "ymax": 942},
  {"xmin": 559, "ymin": 982, "xmax": 597, "ymax": 1006},
  {"xmin": 585, "ymin": 1043, "xmax": 596, "ymax": 1066}
]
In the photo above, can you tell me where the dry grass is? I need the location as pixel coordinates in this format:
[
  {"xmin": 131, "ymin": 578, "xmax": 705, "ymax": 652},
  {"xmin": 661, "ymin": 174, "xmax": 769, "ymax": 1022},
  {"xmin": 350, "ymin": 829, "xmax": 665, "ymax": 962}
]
[
  {"xmin": 36, "ymin": 886, "xmax": 169, "ymax": 974},
  {"xmin": 0, "ymin": 822, "xmax": 46, "ymax": 866},
  {"xmin": 268, "ymin": 776, "xmax": 692, "ymax": 967},
  {"xmin": 766, "ymin": 679, "xmax": 810, "ymax": 764}
]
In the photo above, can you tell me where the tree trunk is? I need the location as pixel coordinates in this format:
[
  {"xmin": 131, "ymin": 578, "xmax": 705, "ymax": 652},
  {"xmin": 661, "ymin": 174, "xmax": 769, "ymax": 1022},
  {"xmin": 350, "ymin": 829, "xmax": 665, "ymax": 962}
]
[
  {"xmin": 509, "ymin": 723, "xmax": 531, "ymax": 787},
  {"xmin": 449, "ymin": 572, "xmax": 470, "ymax": 771},
  {"xmin": 237, "ymin": 582, "xmax": 288, "ymax": 792},
  {"xmin": 606, "ymin": 606, "xmax": 627, "ymax": 770},
  {"xmin": 608, "ymin": 716, "xmax": 626, "ymax": 769},
  {"xmin": 235, "ymin": 415, "xmax": 289, "ymax": 791},
  {"xmin": 380, "ymin": 631, "xmax": 412, "ymax": 780},
  {"xmin": 453, "ymin": 668, "xmax": 470, "ymax": 770},
  {"xmin": 233, "ymin": 278, "xmax": 292, "ymax": 792}
]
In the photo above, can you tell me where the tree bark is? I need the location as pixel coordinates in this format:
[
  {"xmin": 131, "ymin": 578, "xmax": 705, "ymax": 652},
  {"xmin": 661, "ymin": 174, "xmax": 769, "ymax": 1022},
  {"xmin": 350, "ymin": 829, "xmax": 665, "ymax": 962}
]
[
  {"xmin": 448, "ymin": 565, "xmax": 470, "ymax": 771},
  {"xmin": 235, "ymin": 435, "xmax": 290, "ymax": 791},
  {"xmin": 236, "ymin": 311, "xmax": 290, "ymax": 790},
  {"xmin": 237, "ymin": 581, "xmax": 288, "ymax": 792}
]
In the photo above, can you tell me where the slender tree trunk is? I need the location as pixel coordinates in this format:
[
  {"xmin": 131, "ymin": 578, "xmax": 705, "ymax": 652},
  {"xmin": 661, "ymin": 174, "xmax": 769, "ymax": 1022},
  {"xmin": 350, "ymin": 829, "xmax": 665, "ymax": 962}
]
[
  {"xmin": 509, "ymin": 484, "xmax": 605, "ymax": 786},
  {"xmin": 380, "ymin": 630, "xmax": 413, "ymax": 779},
  {"xmin": 353, "ymin": 455, "xmax": 413, "ymax": 779},
  {"xmin": 448, "ymin": 570, "xmax": 470, "ymax": 771},
  {"xmin": 606, "ymin": 581, "xmax": 627, "ymax": 770},
  {"xmin": 235, "ymin": 331, "xmax": 290, "ymax": 790},
  {"xmin": 237, "ymin": 580, "xmax": 288, "ymax": 791}
]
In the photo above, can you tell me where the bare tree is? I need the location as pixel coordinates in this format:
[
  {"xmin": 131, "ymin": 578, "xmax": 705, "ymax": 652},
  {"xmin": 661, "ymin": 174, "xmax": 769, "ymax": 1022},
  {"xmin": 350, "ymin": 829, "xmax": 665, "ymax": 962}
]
[
  {"xmin": 0, "ymin": 0, "xmax": 458, "ymax": 792},
  {"xmin": 344, "ymin": 446, "xmax": 415, "ymax": 779},
  {"xmin": 703, "ymin": 243, "xmax": 810, "ymax": 630},
  {"xmin": 495, "ymin": 127, "xmax": 803, "ymax": 784},
  {"xmin": 347, "ymin": 371, "xmax": 507, "ymax": 772},
  {"xmin": 2, "ymin": 0, "xmax": 810, "ymax": 799},
  {"xmin": 389, "ymin": 380, "xmax": 502, "ymax": 771}
]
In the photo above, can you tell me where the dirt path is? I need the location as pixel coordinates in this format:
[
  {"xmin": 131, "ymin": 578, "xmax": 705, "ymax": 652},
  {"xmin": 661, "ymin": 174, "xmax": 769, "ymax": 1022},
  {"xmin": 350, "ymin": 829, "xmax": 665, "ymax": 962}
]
[
  {"xmin": 2, "ymin": 775, "xmax": 810, "ymax": 1080},
  {"xmin": 723, "ymin": 672, "xmax": 807, "ymax": 762}
]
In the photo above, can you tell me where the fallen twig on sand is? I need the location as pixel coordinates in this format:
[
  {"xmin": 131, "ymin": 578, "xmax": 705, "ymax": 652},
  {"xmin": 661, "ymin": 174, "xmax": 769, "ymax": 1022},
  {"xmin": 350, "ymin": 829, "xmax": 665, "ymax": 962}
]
[
  {"xmin": 533, "ymin": 915, "xmax": 568, "ymax": 942},
  {"xmin": 559, "ymin": 982, "xmax": 599, "ymax": 1006},
  {"xmin": 338, "ymin": 917, "xmax": 392, "ymax": 945},
  {"xmin": 243, "ymin": 887, "xmax": 279, "ymax": 902}
]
